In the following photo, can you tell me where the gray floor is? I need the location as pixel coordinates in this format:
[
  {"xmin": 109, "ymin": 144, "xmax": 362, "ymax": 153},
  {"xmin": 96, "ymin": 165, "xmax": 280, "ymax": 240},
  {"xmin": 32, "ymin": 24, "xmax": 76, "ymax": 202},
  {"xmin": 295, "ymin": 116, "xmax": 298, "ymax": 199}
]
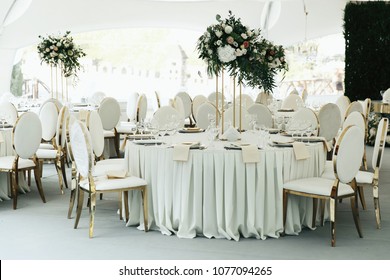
[{"xmin": 1, "ymin": 145, "xmax": 390, "ymax": 260}]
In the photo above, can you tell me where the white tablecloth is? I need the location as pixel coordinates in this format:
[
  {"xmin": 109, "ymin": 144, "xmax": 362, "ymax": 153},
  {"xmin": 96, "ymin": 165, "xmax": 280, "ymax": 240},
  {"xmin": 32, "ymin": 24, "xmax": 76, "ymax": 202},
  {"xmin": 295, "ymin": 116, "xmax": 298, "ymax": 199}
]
[{"xmin": 124, "ymin": 131, "xmax": 326, "ymax": 240}]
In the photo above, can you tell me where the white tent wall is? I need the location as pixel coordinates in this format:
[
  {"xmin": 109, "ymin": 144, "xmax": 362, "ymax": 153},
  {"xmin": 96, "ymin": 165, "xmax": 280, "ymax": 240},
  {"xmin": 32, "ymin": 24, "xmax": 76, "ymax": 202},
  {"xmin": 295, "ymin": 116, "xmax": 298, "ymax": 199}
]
[{"xmin": 0, "ymin": 0, "xmax": 348, "ymax": 97}]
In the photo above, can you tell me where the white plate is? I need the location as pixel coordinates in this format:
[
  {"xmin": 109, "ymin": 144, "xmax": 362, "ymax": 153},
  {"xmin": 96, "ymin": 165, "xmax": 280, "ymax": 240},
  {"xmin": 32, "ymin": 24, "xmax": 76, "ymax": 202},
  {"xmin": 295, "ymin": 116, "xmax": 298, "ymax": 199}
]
[{"xmin": 133, "ymin": 139, "xmax": 165, "ymax": 145}]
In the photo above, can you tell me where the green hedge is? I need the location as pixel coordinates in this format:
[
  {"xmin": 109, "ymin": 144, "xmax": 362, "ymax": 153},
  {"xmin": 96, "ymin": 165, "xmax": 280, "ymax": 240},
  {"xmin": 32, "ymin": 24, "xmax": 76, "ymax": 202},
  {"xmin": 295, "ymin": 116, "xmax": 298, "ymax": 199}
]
[{"xmin": 344, "ymin": 1, "xmax": 390, "ymax": 101}]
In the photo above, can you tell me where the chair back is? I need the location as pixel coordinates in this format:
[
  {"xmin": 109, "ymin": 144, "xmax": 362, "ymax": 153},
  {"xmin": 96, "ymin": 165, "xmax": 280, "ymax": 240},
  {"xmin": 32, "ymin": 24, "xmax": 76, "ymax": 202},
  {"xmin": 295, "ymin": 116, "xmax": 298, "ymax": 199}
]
[
  {"xmin": 136, "ymin": 94, "xmax": 148, "ymax": 123},
  {"xmin": 55, "ymin": 106, "xmax": 69, "ymax": 149},
  {"xmin": 65, "ymin": 115, "xmax": 77, "ymax": 162},
  {"xmin": 291, "ymin": 107, "xmax": 319, "ymax": 134},
  {"xmin": 318, "ymin": 103, "xmax": 341, "ymax": 141},
  {"xmin": 0, "ymin": 101, "xmax": 18, "ymax": 125},
  {"xmin": 342, "ymin": 111, "xmax": 365, "ymax": 133},
  {"xmin": 281, "ymin": 94, "xmax": 303, "ymax": 110},
  {"xmin": 70, "ymin": 120, "xmax": 93, "ymax": 178},
  {"xmin": 333, "ymin": 125, "xmax": 364, "ymax": 184},
  {"xmin": 255, "ymin": 91, "xmax": 273, "ymax": 105},
  {"xmin": 195, "ymin": 102, "xmax": 219, "ymax": 129},
  {"xmin": 176, "ymin": 92, "xmax": 192, "ymax": 119},
  {"xmin": 172, "ymin": 95, "xmax": 185, "ymax": 120},
  {"xmin": 247, "ymin": 103, "xmax": 273, "ymax": 128},
  {"xmin": 191, "ymin": 95, "xmax": 207, "ymax": 122},
  {"xmin": 372, "ymin": 118, "xmax": 389, "ymax": 170},
  {"xmin": 41, "ymin": 98, "xmax": 62, "ymax": 111},
  {"xmin": 154, "ymin": 91, "xmax": 161, "ymax": 109},
  {"xmin": 224, "ymin": 105, "xmax": 250, "ymax": 130},
  {"xmin": 152, "ymin": 106, "xmax": 184, "ymax": 129},
  {"xmin": 98, "ymin": 97, "xmax": 121, "ymax": 130},
  {"xmin": 335, "ymin": 95, "xmax": 350, "ymax": 125},
  {"xmin": 86, "ymin": 111, "xmax": 105, "ymax": 158},
  {"xmin": 12, "ymin": 112, "xmax": 42, "ymax": 159},
  {"xmin": 361, "ymin": 98, "xmax": 371, "ymax": 120},
  {"xmin": 235, "ymin": 94, "xmax": 254, "ymax": 108},
  {"xmin": 39, "ymin": 101, "xmax": 59, "ymax": 141},
  {"xmin": 345, "ymin": 101, "xmax": 363, "ymax": 118},
  {"xmin": 126, "ymin": 92, "xmax": 139, "ymax": 121}
]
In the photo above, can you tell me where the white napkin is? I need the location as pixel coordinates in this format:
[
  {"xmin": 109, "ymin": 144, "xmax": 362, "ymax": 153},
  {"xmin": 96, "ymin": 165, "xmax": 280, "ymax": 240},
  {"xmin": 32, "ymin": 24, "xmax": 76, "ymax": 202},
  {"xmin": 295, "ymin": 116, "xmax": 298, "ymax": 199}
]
[
  {"xmin": 222, "ymin": 126, "xmax": 240, "ymax": 141},
  {"xmin": 293, "ymin": 142, "xmax": 310, "ymax": 160},
  {"xmin": 173, "ymin": 142, "xmax": 199, "ymax": 161},
  {"xmin": 241, "ymin": 144, "xmax": 260, "ymax": 163},
  {"xmin": 0, "ymin": 133, "xmax": 4, "ymax": 143}
]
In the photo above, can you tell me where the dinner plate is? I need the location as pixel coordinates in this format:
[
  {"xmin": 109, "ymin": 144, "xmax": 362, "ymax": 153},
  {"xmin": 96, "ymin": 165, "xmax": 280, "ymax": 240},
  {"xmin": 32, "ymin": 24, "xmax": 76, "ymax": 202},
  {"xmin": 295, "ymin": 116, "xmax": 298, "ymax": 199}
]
[
  {"xmin": 292, "ymin": 136, "xmax": 324, "ymax": 143},
  {"xmin": 178, "ymin": 128, "xmax": 205, "ymax": 133},
  {"xmin": 265, "ymin": 128, "xmax": 280, "ymax": 134},
  {"xmin": 224, "ymin": 143, "xmax": 253, "ymax": 150},
  {"xmin": 0, "ymin": 123, "xmax": 13, "ymax": 129},
  {"xmin": 133, "ymin": 139, "xmax": 165, "ymax": 145}
]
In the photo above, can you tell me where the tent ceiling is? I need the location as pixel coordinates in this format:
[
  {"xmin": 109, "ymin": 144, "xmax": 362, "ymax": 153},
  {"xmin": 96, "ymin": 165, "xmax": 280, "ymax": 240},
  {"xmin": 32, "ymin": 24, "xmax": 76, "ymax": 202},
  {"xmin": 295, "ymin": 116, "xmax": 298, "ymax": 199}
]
[{"xmin": 0, "ymin": 0, "xmax": 348, "ymax": 49}]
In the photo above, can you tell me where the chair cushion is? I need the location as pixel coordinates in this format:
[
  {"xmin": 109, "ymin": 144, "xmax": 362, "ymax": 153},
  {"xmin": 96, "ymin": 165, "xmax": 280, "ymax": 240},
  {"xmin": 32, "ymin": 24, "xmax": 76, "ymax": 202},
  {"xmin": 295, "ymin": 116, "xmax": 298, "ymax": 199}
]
[
  {"xmin": 0, "ymin": 156, "xmax": 36, "ymax": 170},
  {"xmin": 284, "ymin": 177, "xmax": 355, "ymax": 197},
  {"xmin": 81, "ymin": 176, "xmax": 147, "ymax": 191},
  {"xmin": 104, "ymin": 130, "xmax": 115, "ymax": 138},
  {"xmin": 39, "ymin": 143, "xmax": 55, "ymax": 150},
  {"xmin": 356, "ymin": 171, "xmax": 374, "ymax": 184},
  {"xmin": 36, "ymin": 149, "xmax": 58, "ymax": 159}
]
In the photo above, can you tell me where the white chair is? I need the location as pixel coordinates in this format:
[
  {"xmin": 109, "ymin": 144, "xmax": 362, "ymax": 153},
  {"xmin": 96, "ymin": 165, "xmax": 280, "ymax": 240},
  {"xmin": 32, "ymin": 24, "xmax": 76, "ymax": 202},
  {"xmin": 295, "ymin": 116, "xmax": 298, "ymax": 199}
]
[
  {"xmin": 154, "ymin": 91, "xmax": 161, "ymax": 109},
  {"xmin": 235, "ymin": 94, "xmax": 254, "ymax": 109},
  {"xmin": 0, "ymin": 101, "xmax": 18, "ymax": 125},
  {"xmin": 152, "ymin": 105, "xmax": 184, "ymax": 129},
  {"xmin": 41, "ymin": 98, "xmax": 63, "ymax": 111},
  {"xmin": 0, "ymin": 112, "xmax": 45, "ymax": 209},
  {"xmin": 281, "ymin": 94, "xmax": 304, "ymax": 111},
  {"xmin": 88, "ymin": 91, "xmax": 106, "ymax": 106},
  {"xmin": 172, "ymin": 95, "xmax": 185, "ymax": 120},
  {"xmin": 289, "ymin": 107, "xmax": 319, "ymax": 135},
  {"xmin": 247, "ymin": 103, "xmax": 273, "ymax": 128},
  {"xmin": 39, "ymin": 101, "xmax": 59, "ymax": 149},
  {"xmin": 361, "ymin": 98, "xmax": 372, "ymax": 121},
  {"xmin": 255, "ymin": 91, "xmax": 273, "ymax": 105},
  {"xmin": 283, "ymin": 125, "xmax": 365, "ymax": 246},
  {"xmin": 126, "ymin": 92, "xmax": 139, "ymax": 122},
  {"xmin": 98, "ymin": 97, "xmax": 121, "ymax": 157},
  {"xmin": 335, "ymin": 95, "xmax": 351, "ymax": 126},
  {"xmin": 345, "ymin": 101, "xmax": 363, "ymax": 118},
  {"xmin": 70, "ymin": 120, "xmax": 148, "ymax": 238},
  {"xmin": 224, "ymin": 105, "xmax": 250, "ymax": 131},
  {"xmin": 176, "ymin": 92, "xmax": 193, "ymax": 124},
  {"xmin": 318, "ymin": 103, "xmax": 341, "ymax": 142},
  {"xmin": 36, "ymin": 106, "xmax": 69, "ymax": 193},
  {"xmin": 191, "ymin": 95, "xmax": 207, "ymax": 123},
  {"xmin": 195, "ymin": 102, "xmax": 219, "ymax": 130},
  {"xmin": 135, "ymin": 94, "xmax": 148, "ymax": 123}
]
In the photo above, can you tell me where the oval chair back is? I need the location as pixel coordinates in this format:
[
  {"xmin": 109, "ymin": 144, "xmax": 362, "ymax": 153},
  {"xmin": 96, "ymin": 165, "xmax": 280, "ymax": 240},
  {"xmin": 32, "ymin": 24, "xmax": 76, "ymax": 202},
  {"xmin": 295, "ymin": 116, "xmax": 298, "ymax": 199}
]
[
  {"xmin": 87, "ymin": 110, "xmax": 105, "ymax": 159},
  {"xmin": 247, "ymin": 103, "xmax": 273, "ymax": 128},
  {"xmin": 318, "ymin": 103, "xmax": 341, "ymax": 142},
  {"xmin": 39, "ymin": 101, "xmax": 59, "ymax": 142},
  {"xmin": 13, "ymin": 112, "xmax": 42, "ymax": 159}
]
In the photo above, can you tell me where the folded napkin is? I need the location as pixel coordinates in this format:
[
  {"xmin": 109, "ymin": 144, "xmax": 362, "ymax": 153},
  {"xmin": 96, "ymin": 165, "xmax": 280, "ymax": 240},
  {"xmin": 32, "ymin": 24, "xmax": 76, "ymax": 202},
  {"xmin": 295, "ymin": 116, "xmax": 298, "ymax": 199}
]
[
  {"xmin": 293, "ymin": 142, "xmax": 310, "ymax": 160},
  {"xmin": 241, "ymin": 144, "xmax": 260, "ymax": 163},
  {"xmin": 0, "ymin": 133, "xmax": 3, "ymax": 143},
  {"xmin": 222, "ymin": 126, "xmax": 240, "ymax": 141},
  {"xmin": 173, "ymin": 142, "xmax": 199, "ymax": 161},
  {"xmin": 106, "ymin": 170, "xmax": 127, "ymax": 179}
]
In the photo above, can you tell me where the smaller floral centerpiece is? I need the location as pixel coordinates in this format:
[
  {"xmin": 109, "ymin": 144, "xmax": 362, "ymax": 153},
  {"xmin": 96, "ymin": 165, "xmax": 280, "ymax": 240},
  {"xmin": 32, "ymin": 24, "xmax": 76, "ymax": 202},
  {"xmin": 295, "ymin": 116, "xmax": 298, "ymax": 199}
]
[
  {"xmin": 196, "ymin": 11, "xmax": 288, "ymax": 92},
  {"xmin": 37, "ymin": 31, "xmax": 86, "ymax": 79}
]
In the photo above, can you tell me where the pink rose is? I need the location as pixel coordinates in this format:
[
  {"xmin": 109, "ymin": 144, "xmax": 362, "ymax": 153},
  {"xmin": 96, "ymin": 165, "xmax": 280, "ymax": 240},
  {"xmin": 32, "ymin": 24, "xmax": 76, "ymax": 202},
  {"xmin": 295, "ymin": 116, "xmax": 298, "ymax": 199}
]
[{"xmin": 226, "ymin": 36, "xmax": 234, "ymax": 44}]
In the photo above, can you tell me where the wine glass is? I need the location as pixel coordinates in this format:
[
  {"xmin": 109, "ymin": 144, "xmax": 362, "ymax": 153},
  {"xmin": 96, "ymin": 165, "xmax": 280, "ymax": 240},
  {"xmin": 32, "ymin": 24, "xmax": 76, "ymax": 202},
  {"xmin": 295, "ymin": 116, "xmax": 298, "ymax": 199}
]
[{"xmin": 207, "ymin": 126, "xmax": 218, "ymax": 147}]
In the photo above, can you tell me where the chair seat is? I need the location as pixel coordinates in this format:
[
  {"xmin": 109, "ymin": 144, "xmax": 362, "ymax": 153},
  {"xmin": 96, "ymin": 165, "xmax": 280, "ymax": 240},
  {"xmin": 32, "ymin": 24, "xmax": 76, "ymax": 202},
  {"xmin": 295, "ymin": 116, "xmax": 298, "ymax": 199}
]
[
  {"xmin": 36, "ymin": 149, "xmax": 59, "ymax": 160},
  {"xmin": 104, "ymin": 130, "xmax": 115, "ymax": 138},
  {"xmin": 81, "ymin": 176, "xmax": 147, "ymax": 192},
  {"xmin": 284, "ymin": 177, "xmax": 355, "ymax": 197},
  {"xmin": 39, "ymin": 143, "xmax": 55, "ymax": 150},
  {"xmin": 0, "ymin": 156, "xmax": 36, "ymax": 170},
  {"xmin": 356, "ymin": 171, "xmax": 374, "ymax": 184}
]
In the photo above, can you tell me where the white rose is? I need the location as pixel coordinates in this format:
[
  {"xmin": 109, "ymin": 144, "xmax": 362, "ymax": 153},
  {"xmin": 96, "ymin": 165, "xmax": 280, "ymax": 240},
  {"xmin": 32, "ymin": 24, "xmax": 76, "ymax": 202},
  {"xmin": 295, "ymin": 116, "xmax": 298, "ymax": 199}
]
[
  {"xmin": 217, "ymin": 45, "xmax": 236, "ymax": 63},
  {"xmin": 215, "ymin": 30, "xmax": 223, "ymax": 38},
  {"xmin": 45, "ymin": 48, "xmax": 50, "ymax": 53},
  {"xmin": 208, "ymin": 49, "xmax": 213, "ymax": 55},
  {"xmin": 235, "ymin": 49, "xmax": 243, "ymax": 57},
  {"xmin": 56, "ymin": 42, "xmax": 61, "ymax": 47},
  {"xmin": 254, "ymin": 29, "xmax": 260, "ymax": 36},
  {"xmin": 247, "ymin": 30, "xmax": 253, "ymax": 37},
  {"xmin": 59, "ymin": 54, "xmax": 64, "ymax": 59},
  {"xmin": 242, "ymin": 49, "xmax": 247, "ymax": 55},
  {"xmin": 216, "ymin": 40, "xmax": 222, "ymax": 46},
  {"xmin": 224, "ymin": 25, "xmax": 233, "ymax": 34},
  {"xmin": 205, "ymin": 37, "xmax": 210, "ymax": 43},
  {"xmin": 241, "ymin": 33, "xmax": 248, "ymax": 39}
]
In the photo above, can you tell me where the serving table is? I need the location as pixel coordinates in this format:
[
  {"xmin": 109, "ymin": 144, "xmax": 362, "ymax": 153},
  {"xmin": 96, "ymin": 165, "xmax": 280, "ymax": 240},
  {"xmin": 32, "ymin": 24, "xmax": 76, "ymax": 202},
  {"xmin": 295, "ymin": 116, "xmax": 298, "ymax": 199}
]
[{"xmin": 123, "ymin": 130, "xmax": 327, "ymax": 240}]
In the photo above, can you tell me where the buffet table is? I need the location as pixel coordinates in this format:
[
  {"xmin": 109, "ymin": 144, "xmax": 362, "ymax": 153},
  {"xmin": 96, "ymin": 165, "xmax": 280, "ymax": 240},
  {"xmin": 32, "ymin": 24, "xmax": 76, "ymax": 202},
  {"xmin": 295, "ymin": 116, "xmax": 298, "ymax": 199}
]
[{"xmin": 124, "ymin": 131, "xmax": 327, "ymax": 240}]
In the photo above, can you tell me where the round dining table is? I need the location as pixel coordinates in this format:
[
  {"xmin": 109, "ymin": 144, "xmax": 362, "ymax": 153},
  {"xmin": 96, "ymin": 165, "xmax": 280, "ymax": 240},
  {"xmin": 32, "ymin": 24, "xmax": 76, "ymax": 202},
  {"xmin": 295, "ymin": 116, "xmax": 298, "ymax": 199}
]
[{"xmin": 123, "ymin": 130, "xmax": 327, "ymax": 240}]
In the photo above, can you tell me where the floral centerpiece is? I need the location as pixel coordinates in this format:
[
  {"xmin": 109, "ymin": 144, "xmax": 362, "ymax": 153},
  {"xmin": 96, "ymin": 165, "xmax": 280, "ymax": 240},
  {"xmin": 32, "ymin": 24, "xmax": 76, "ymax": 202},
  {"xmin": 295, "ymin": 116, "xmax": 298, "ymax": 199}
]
[
  {"xmin": 196, "ymin": 11, "xmax": 288, "ymax": 92},
  {"xmin": 37, "ymin": 31, "xmax": 86, "ymax": 79}
]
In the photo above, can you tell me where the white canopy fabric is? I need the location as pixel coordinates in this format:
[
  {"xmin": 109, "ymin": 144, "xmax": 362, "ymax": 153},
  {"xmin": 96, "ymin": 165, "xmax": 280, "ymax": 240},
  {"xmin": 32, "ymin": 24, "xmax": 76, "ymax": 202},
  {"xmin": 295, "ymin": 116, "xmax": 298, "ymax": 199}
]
[{"xmin": 0, "ymin": 0, "xmax": 348, "ymax": 93}]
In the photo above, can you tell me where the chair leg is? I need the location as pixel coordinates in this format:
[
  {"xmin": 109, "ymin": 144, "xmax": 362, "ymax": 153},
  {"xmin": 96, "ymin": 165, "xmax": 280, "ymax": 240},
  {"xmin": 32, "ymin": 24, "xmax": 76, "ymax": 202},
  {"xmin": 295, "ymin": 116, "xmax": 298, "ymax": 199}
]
[
  {"xmin": 60, "ymin": 156, "xmax": 69, "ymax": 189},
  {"xmin": 33, "ymin": 167, "xmax": 46, "ymax": 204},
  {"xmin": 141, "ymin": 187, "xmax": 148, "ymax": 232},
  {"xmin": 123, "ymin": 191, "xmax": 129, "ymax": 223},
  {"xmin": 312, "ymin": 198, "xmax": 318, "ymax": 228},
  {"xmin": 68, "ymin": 189, "xmax": 76, "ymax": 219},
  {"xmin": 330, "ymin": 197, "xmax": 337, "ymax": 247},
  {"xmin": 320, "ymin": 199, "xmax": 326, "ymax": 226},
  {"xmin": 115, "ymin": 134, "xmax": 120, "ymax": 158},
  {"xmin": 118, "ymin": 192, "xmax": 123, "ymax": 221},
  {"xmin": 357, "ymin": 186, "xmax": 367, "ymax": 210},
  {"xmin": 350, "ymin": 195, "xmax": 363, "ymax": 238},
  {"xmin": 55, "ymin": 158, "xmax": 64, "ymax": 194},
  {"xmin": 28, "ymin": 170, "xmax": 31, "ymax": 186},
  {"xmin": 74, "ymin": 188, "xmax": 84, "ymax": 229},
  {"xmin": 89, "ymin": 192, "xmax": 97, "ymax": 238},
  {"xmin": 282, "ymin": 190, "xmax": 288, "ymax": 236},
  {"xmin": 11, "ymin": 171, "xmax": 18, "ymax": 210},
  {"xmin": 373, "ymin": 184, "xmax": 381, "ymax": 229},
  {"xmin": 362, "ymin": 148, "xmax": 368, "ymax": 171}
]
